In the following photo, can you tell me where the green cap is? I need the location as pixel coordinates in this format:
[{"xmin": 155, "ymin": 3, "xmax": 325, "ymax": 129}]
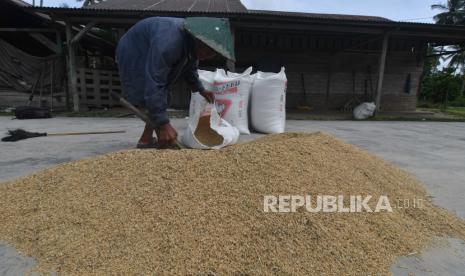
[{"xmin": 184, "ymin": 17, "xmax": 236, "ymax": 61}]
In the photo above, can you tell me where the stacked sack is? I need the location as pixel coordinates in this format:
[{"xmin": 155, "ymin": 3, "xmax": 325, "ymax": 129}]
[
  {"xmin": 214, "ymin": 67, "xmax": 254, "ymax": 134},
  {"xmin": 186, "ymin": 67, "xmax": 287, "ymax": 148},
  {"xmin": 250, "ymin": 67, "xmax": 287, "ymax": 134}
]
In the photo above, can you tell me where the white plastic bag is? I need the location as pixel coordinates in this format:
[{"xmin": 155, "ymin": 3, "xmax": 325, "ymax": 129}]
[
  {"xmin": 182, "ymin": 93, "xmax": 239, "ymax": 150},
  {"xmin": 251, "ymin": 67, "xmax": 287, "ymax": 134},
  {"xmin": 353, "ymin": 102, "xmax": 376, "ymax": 120},
  {"xmin": 213, "ymin": 67, "xmax": 253, "ymax": 134}
]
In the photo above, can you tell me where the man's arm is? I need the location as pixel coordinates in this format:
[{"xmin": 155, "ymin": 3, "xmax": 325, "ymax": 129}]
[
  {"xmin": 184, "ymin": 61, "xmax": 215, "ymax": 103},
  {"xmin": 144, "ymin": 44, "xmax": 181, "ymax": 147},
  {"xmin": 184, "ymin": 60, "xmax": 205, "ymax": 93},
  {"xmin": 144, "ymin": 45, "xmax": 171, "ymax": 127}
]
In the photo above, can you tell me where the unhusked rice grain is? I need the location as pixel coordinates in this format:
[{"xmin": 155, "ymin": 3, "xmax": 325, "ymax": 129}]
[{"xmin": 0, "ymin": 132, "xmax": 464, "ymax": 275}]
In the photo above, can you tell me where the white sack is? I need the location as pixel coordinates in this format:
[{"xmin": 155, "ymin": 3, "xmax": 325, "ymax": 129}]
[
  {"xmin": 213, "ymin": 67, "xmax": 253, "ymax": 134},
  {"xmin": 251, "ymin": 67, "xmax": 287, "ymax": 134},
  {"xmin": 182, "ymin": 93, "xmax": 239, "ymax": 150},
  {"xmin": 198, "ymin": 69, "xmax": 216, "ymax": 91},
  {"xmin": 353, "ymin": 102, "xmax": 376, "ymax": 120}
]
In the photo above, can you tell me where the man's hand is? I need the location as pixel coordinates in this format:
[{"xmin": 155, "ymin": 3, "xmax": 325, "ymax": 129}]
[
  {"xmin": 200, "ymin": 90, "xmax": 215, "ymax": 103},
  {"xmin": 156, "ymin": 123, "xmax": 178, "ymax": 148}
]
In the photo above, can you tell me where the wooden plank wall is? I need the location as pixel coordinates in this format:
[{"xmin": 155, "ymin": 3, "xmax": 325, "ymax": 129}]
[
  {"xmin": 75, "ymin": 68, "xmax": 196, "ymax": 110},
  {"xmin": 235, "ymin": 50, "xmax": 423, "ymax": 111},
  {"xmin": 76, "ymin": 68, "xmax": 122, "ymax": 107},
  {"xmin": 70, "ymin": 31, "xmax": 425, "ymax": 113},
  {"xmin": 234, "ymin": 30, "xmax": 425, "ymax": 112}
]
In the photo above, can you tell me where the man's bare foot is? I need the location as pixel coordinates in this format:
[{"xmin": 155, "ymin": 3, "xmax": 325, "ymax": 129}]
[{"xmin": 138, "ymin": 124, "xmax": 155, "ymax": 145}]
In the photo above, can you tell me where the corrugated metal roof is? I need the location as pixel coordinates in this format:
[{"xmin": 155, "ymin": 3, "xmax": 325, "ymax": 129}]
[
  {"xmin": 26, "ymin": 6, "xmax": 465, "ymax": 30},
  {"xmin": 83, "ymin": 0, "xmax": 393, "ymax": 22},
  {"xmin": 85, "ymin": 0, "xmax": 248, "ymax": 12},
  {"xmin": 248, "ymin": 10, "xmax": 391, "ymax": 23},
  {"xmin": 8, "ymin": 0, "xmax": 31, "ymax": 7},
  {"xmin": 83, "ymin": 0, "xmax": 389, "ymax": 22}
]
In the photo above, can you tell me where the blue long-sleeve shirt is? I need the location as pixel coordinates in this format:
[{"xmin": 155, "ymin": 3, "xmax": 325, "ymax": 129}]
[{"xmin": 116, "ymin": 17, "xmax": 205, "ymax": 126}]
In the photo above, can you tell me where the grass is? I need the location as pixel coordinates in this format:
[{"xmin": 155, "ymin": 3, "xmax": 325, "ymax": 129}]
[
  {"xmin": 419, "ymin": 107, "xmax": 465, "ymax": 120},
  {"xmin": 444, "ymin": 107, "xmax": 465, "ymax": 118},
  {"xmin": 371, "ymin": 115, "xmax": 465, "ymax": 122},
  {"xmin": 288, "ymin": 108, "xmax": 465, "ymax": 122},
  {"xmin": 0, "ymin": 111, "xmax": 13, "ymax": 117}
]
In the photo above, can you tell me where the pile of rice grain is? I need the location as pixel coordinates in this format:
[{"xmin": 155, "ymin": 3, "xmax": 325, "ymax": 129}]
[
  {"xmin": 194, "ymin": 115, "xmax": 224, "ymax": 146},
  {"xmin": 0, "ymin": 132, "xmax": 464, "ymax": 275}
]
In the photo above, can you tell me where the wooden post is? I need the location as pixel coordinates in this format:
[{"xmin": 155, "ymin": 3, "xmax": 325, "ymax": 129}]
[
  {"xmin": 227, "ymin": 24, "xmax": 236, "ymax": 72},
  {"xmin": 375, "ymin": 32, "xmax": 389, "ymax": 112},
  {"xmin": 64, "ymin": 21, "xmax": 98, "ymax": 112},
  {"xmin": 50, "ymin": 61, "xmax": 54, "ymax": 112},
  {"xmin": 55, "ymin": 30, "xmax": 63, "ymax": 55},
  {"xmin": 66, "ymin": 22, "xmax": 79, "ymax": 112},
  {"xmin": 325, "ymin": 54, "xmax": 334, "ymax": 108},
  {"xmin": 226, "ymin": 60, "xmax": 235, "ymax": 72}
]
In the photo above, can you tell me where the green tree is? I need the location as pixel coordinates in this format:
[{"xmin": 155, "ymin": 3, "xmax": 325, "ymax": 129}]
[
  {"xmin": 424, "ymin": 45, "xmax": 442, "ymax": 76},
  {"xmin": 431, "ymin": 0, "xmax": 465, "ymax": 98},
  {"xmin": 421, "ymin": 68, "xmax": 463, "ymax": 108},
  {"xmin": 444, "ymin": 45, "xmax": 465, "ymax": 73},
  {"xmin": 432, "ymin": 0, "xmax": 465, "ymax": 24}
]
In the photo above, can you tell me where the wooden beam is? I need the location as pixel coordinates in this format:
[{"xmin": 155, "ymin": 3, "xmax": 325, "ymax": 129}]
[
  {"xmin": 29, "ymin": 33, "xmax": 60, "ymax": 53},
  {"xmin": 71, "ymin": 21, "xmax": 97, "ymax": 44},
  {"xmin": 375, "ymin": 32, "xmax": 389, "ymax": 112},
  {"xmin": 0, "ymin": 28, "xmax": 56, "ymax": 32},
  {"xmin": 234, "ymin": 22, "xmax": 384, "ymax": 35},
  {"xmin": 339, "ymin": 35, "xmax": 383, "ymax": 53},
  {"xmin": 46, "ymin": 17, "xmax": 138, "ymax": 27},
  {"xmin": 66, "ymin": 22, "xmax": 79, "ymax": 112}
]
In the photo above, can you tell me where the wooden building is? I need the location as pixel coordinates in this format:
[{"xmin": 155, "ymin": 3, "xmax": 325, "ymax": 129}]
[
  {"xmin": 17, "ymin": 0, "xmax": 465, "ymax": 112},
  {"xmin": 0, "ymin": 0, "xmax": 113, "ymax": 110}
]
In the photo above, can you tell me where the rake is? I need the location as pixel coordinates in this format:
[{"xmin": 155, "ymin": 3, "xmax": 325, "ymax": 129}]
[{"xmin": 2, "ymin": 129, "xmax": 126, "ymax": 142}]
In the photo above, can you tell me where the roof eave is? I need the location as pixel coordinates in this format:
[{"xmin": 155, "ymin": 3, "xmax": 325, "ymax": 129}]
[{"xmin": 25, "ymin": 7, "xmax": 465, "ymax": 44}]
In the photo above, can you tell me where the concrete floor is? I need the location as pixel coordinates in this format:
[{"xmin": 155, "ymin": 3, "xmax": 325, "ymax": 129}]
[{"xmin": 1, "ymin": 117, "xmax": 465, "ymax": 275}]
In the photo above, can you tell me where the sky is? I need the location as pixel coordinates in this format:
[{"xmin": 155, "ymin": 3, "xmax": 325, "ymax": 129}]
[{"xmin": 24, "ymin": 0, "xmax": 441, "ymax": 23}]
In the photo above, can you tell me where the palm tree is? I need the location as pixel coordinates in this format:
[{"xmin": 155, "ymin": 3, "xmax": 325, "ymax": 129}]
[
  {"xmin": 432, "ymin": 1, "xmax": 465, "ymax": 96},
  {"xmin": 444, "ymin": 45, "xmax": 465, "ymax": 72},
  {"xmin": 441, "ymin": 46, "xmax": 465, "ymax": 96},
  {"xmin": 432, "ymin": 0, "xmax": 465, "ymax": 25}
]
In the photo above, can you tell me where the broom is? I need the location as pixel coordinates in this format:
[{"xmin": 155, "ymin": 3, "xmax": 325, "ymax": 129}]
[{"xmin": 2, "ymin": 129, "xmax": 126, "ymax": 142}]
